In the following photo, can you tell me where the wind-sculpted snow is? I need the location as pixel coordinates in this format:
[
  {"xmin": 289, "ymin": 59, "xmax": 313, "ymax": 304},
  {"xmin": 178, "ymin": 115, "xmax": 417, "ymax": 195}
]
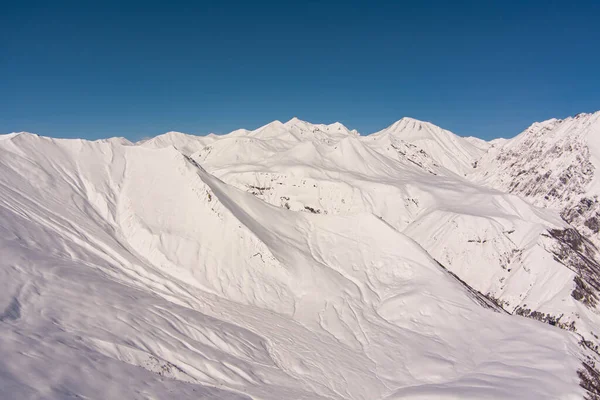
[{"xmin": 1, "ymin": 114, "xmax": 599, "ymax": 399}]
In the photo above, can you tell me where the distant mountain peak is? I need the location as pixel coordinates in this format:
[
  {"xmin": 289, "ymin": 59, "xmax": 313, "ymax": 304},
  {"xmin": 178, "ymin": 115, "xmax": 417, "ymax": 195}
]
[
  {"xmin": 284, "ymin": 117, "xmax": 356, "ymax": 135},
  {"xmin": 523, "ymin": 110, "xmax": 600, "ymax": 136},
  {"xmin": 387, "ymin": 117, "xmax": 436, "ymax": 130},
  {"xmin": 285, "ymin": 116, "xmax": 303, "ymax": 124}
]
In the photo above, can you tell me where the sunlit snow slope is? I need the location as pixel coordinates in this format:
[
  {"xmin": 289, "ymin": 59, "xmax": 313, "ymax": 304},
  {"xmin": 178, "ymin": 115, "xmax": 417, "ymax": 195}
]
[{"xmin": 1, "ymin": 113, "xmax": 599, "ymax": 399}]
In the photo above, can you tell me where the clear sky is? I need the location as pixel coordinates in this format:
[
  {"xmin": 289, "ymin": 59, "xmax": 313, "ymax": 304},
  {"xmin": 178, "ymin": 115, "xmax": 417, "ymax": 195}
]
[{"xmin": 2, "ymin": 0, "xmax": 599, "ymax": 141}]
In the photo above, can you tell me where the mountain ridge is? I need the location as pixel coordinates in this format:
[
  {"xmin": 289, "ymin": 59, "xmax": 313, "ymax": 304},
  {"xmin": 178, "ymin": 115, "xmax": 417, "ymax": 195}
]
[{"xmin": 2, "ymin": 110, "xmax": 600, "ymax": 399}]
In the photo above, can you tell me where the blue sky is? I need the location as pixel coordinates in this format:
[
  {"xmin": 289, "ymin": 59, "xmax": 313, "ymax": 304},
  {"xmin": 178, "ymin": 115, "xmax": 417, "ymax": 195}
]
[{"xmin": 2, "ymin": 0, "xmax": 599, "ymax": 141}]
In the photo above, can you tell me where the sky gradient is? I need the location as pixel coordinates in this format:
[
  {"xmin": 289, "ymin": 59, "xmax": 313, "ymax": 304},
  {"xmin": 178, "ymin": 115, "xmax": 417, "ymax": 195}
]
[{"xmin": 2, "ymin": 0, "xmax": 600, "ymax": 141}]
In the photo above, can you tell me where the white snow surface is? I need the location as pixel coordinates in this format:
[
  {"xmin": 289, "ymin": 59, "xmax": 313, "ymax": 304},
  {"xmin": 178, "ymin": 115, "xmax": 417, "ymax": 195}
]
[{"xmin": 1, "ymin": 114, "xmax": 598, "ymax": 399}]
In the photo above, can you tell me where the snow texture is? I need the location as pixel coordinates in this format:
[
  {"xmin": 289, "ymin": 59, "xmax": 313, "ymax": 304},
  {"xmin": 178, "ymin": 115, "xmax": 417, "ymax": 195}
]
[{"xmin": 1, "ymin": 112, "xmax": 599, "ymax": 399}]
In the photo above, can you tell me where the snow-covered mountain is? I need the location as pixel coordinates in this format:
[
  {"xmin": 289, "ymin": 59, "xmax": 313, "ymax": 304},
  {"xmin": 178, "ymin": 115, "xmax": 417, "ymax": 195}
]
[
  {"xmin": 473, "ymin": 112, "xmax": 600, "ymax": 246},
  {"xmin": 364, "ymin": 117, "xmax": 486, "ymax": 176},
  {"xmin": 1, "ymin": 113, "xmax": 600, "ymax": 399}
]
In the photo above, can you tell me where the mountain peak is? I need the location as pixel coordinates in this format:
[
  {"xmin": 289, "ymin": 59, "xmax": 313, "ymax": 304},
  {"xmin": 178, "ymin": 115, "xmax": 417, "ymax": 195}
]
[
  {"xmin": 283, "ymin": 117, "xmax": 312, "ymax": 129},
  {"xmin": 517, "ymin": 110, "xmax": 600, "ymax": 142},
  {"xmin": 285, "ymin": 116, "xmax": 303, "ymax": 125},
  {"xmin": 259, "ymin": 120, "xmax": 285, "ymax": 129},
  {"xmin": 366, "ymin": 117, "xmax": 487, "ymax": 175},
  {"xmin": 387, "ymin": 117, "xmax": 439, "ymax": 132},
  {"xmin": 369, "ymin": 117, "xmax": 445, "ymax": 140},
  {"xmin": 283, "ymin": 118, "xmax": 358, "ymax": 138}
]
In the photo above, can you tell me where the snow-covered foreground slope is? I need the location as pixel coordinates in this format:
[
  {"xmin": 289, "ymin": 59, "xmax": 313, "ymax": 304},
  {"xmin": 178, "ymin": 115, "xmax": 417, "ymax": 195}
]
[{"xmin": 1, "ymin": 114, "xmax": 599, "ymax": 399}]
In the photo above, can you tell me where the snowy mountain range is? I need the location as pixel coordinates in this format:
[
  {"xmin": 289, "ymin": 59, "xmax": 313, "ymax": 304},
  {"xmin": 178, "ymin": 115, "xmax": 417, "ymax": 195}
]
[{"xmin": 2, "ymin": 111, "xmax": 600, "ymax": 399}]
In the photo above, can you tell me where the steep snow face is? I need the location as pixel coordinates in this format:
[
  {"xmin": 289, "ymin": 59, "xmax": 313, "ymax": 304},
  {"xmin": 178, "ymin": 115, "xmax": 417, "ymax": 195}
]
[
  {"xmin": 473, "ymin": 111, "xmax": 600, "ymax": 245},
  {"xmin": 363, "ymin": 117, "xmax": 487, "ymax": 176},
  {"xmin": 4, "ymin": 112, "xmax": 600, "ymax": 398}
]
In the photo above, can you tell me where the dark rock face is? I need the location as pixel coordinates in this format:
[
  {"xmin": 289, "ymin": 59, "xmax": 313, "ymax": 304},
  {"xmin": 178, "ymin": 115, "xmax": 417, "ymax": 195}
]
[
  {"xmin": 545, "ymin": 228, "xmax": 600, "ymax": 308},
  {"xmin": 547, "ymin": 228, "xmax": 600, "ymax": 306},
  {"xmin": 513, "ymin": 306, "xmax": 576, "ymax": 331},
  {"xmin": 579, "ymin": 359, "xmax": 600, "ymax": 400},
  {"xmin": 574, "ymin": 275, "xmax": 599, "ymax": 308},
  {"xmin": 303, "ymin": 205, "xmax": 321, "ymax": 214},
  {"xmin": 586, "ymin": 216, "xmax": 600, "ymax": 234},
  {"xmin": 563, "ymin": 197, "xmax": 600, "ymax": 240}
]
